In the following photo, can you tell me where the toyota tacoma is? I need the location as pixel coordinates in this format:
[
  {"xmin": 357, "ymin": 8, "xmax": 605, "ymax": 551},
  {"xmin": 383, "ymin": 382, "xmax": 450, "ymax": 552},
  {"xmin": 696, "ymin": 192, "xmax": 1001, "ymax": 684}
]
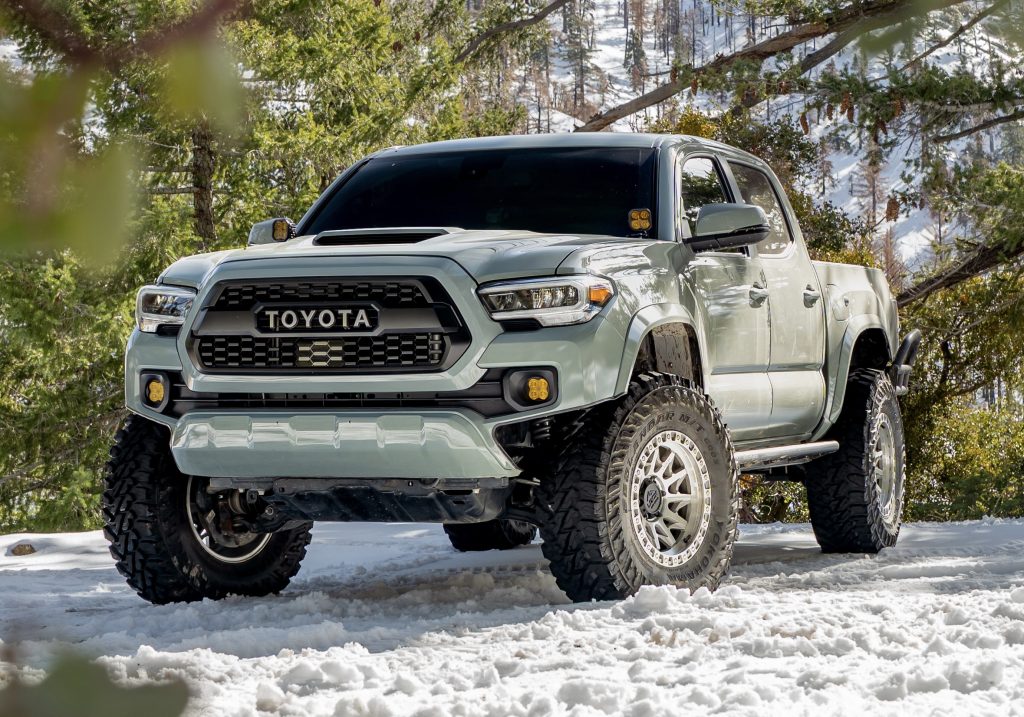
[{"xmin": 103, "ymin": 134, "xmax": 921, "ymax": 604}]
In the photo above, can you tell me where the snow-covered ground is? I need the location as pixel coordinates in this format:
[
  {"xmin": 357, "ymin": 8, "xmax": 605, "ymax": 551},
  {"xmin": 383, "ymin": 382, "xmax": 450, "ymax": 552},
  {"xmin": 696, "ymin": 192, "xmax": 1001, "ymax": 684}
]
[{"xmin": 2, "ymin": 520, "xmax": 1024, "ymax": 715}]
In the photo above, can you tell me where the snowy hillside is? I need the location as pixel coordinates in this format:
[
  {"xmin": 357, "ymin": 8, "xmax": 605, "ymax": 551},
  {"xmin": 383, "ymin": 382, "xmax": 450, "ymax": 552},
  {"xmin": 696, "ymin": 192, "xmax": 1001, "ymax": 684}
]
[{"xmin": 3, "ymin": 520, "xmax": 1024, "ymax": 715}]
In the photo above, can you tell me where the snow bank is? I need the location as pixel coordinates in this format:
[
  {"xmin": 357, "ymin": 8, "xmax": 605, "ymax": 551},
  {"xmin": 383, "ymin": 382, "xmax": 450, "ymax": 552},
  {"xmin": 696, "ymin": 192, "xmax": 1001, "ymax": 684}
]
[{"xmin": 2, "ymin": 520, "xmax": 1024, "ymax": 715}]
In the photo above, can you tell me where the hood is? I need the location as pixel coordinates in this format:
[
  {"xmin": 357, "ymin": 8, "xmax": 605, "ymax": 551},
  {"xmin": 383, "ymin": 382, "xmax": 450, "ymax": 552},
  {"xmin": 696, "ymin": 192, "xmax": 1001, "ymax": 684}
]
[{"xmin": 159, "ymin": 228, "xmax": 634, "ymax": 287}]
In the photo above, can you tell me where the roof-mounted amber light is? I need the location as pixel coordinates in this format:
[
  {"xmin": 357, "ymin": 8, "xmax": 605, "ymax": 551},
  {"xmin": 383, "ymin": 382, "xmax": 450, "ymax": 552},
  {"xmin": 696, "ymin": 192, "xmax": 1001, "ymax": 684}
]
[{"xmin": 628, "ymin": 208, "xmax": 652, "ymax": 232}]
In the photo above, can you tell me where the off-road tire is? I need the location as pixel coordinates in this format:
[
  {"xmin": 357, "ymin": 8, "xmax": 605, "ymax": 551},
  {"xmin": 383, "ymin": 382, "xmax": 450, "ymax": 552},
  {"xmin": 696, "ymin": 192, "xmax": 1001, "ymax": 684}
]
[
  {"xmin": 537, "ymin": 372, "xmax": 739, "ymax": 602},
  {"xmin": 806, "ymin": 368, "xmax": 906, "ymax": 553},
  {"xmin": 102, "ymin": 416, "xmax": 313, "ymax": 604},
  {"xmin": 443, "ymin": 519, "xmax": 537, "ymax": 552}
]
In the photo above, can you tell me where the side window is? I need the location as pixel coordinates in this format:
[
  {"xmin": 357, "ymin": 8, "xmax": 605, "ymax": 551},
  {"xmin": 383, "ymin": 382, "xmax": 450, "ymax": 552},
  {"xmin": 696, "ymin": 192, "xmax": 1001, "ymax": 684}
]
[
  {"xmin": 728, "ymin": 162, "xmax": 792, "ymax": 256},
  {"xmin": 679, "ymin": 157, "xmax": 729, "ymax": 235}
]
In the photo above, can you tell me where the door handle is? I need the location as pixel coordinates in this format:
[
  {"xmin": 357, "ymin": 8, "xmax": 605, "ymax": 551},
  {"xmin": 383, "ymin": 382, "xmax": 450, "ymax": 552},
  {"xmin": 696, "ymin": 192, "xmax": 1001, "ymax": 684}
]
[
  {"xmin": 749, "ymin": 284, "xmax": 769, "ymax": 304},
  {"xmin": 803, "ymin": 285, "xmax": 821, "ymax": 306}
]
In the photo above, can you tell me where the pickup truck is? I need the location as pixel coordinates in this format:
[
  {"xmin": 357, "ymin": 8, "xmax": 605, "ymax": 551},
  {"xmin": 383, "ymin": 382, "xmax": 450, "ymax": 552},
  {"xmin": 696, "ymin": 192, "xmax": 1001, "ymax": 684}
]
[{"xmin": 103, "ymin": 133, "xmax": 921, "ymax": 604}]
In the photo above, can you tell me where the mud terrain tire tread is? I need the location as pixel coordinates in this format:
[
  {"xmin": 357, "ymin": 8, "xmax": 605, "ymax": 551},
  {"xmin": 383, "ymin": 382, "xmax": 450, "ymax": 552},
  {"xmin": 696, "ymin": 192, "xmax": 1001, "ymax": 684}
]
[
  {"xmin": 806, "ymin": 368, "xmax": 905, "ymax": 553},
  {"xmin": 102, "ymin": 416, "xmax": 312, "ymax": 604},
  {"xmin": 537, "ymin": 372, "xmax": 739, "ymax": 602}
]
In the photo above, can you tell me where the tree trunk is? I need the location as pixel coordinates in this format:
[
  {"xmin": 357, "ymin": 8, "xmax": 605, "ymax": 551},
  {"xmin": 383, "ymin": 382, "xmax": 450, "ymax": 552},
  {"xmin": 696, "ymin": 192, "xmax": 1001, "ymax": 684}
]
[{"xmin": 191, "ymin": 120, "xmax": 216, "ymax": 250}]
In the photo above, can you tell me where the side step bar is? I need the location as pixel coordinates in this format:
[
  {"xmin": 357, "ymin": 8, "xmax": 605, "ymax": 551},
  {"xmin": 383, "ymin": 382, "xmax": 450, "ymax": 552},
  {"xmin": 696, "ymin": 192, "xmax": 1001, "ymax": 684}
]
[{"xmin": 735, "ymin": 440, "xmax": 840, "ymax": 472}]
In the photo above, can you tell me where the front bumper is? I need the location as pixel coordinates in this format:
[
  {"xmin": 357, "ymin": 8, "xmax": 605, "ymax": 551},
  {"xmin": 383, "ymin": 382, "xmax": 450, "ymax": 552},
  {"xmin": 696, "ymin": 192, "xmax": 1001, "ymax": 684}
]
[
  {"xmin": 170, "ymin": 410, "xmax": 519, "ymax": 480},
  {"xmin": 126, "ymin": 256, "xmax": 631, "ymax": 480}
]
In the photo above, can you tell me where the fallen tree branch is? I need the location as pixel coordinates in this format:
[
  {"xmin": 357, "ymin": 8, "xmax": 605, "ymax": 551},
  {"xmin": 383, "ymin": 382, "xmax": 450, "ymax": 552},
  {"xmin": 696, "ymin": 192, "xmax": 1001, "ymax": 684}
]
[
  {"xmin": 896, "ymin": 238, "xmax": 1024, "ymax": 307},
  {"xmin": 898, "ymin": 0, "xmax": 1008, "ymax": 72},
  {"xmin": 576, "ymin": 0, "xmax": 974, "ymax": 132}
]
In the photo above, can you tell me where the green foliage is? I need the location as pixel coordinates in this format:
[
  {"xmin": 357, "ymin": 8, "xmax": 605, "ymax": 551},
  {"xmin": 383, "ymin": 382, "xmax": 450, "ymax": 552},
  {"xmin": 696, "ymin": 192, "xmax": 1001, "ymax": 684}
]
[
  {"xmin": 0, "ymin": 653, "xmax": 188, "ymax": 717},
  {"xmin": 0, "ymin": 0, "xmax": 536, "ymax": 531},
  {"xmin": 907, "ymin": 402, "xmax": 1024, "ymax": 521}
]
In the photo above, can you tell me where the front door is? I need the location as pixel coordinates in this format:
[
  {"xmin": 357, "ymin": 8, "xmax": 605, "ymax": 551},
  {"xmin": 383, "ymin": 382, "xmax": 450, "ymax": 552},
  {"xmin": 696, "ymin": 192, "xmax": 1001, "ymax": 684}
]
[
  {"xmin": 678, "ymin": 155, "xmax": 772, "ymax": 442},
  {"xmin": 726, "ymin": 160, "xmax": 827, "ymax": 438}
]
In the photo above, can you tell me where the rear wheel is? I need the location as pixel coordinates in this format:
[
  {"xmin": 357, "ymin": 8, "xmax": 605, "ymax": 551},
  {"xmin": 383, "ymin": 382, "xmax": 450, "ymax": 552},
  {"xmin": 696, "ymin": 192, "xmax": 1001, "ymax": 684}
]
[
  {"xmin": 102, "ymin": 416, "xmax": 312, "ymax": 604},
  {"xmin": 806, "ymin": 368, "xmax": 906, "ymax": 553},
  {"xmin": 538, "ymin": 373, "xmax": 739, "ymax": 602},
  {"xmin": 443, "ymin": 519, "xmax": 537, "ymax": 552}
]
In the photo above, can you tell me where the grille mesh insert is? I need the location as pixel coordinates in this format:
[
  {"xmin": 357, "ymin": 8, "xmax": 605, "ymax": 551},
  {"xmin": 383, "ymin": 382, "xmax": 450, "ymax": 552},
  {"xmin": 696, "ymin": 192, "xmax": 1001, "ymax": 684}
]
[
  {"xmin": 196, "ymin": 334, "xmax": 445, "ymax": 370},
  {"xmin": 213, "ymin": 281, "xmax": 428, "ymax": 310}
]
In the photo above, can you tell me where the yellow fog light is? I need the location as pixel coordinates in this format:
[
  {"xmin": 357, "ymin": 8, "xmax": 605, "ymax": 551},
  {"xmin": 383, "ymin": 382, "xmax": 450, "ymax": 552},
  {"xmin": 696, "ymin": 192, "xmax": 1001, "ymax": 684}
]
[
  {"xmin": 504, "ymin": 369, "xmax": 557, "ymax": 410},
  {"xmin": 527, "ymin": 377, "xmax": 550, "ymax": 402},
  {"xmin": 146, "ymin": 380, "xmax": 165, "ymax": 404},
  {"xmin": 141, "ymin": 372, "xmax": 169, "ymax": 411},
  {"xmin": 628, "ymin": 208, "xmax": 652, "ymax": 232}
]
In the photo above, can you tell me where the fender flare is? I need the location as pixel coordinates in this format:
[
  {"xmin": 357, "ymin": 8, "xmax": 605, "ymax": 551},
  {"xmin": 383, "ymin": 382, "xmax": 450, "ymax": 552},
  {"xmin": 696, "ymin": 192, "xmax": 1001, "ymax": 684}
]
[
  {"xmin": 615, "ymin": 304, "xmax": 705, "ymax": 395},
  {"xmin": 823, "ymin": 314, "xmax": 894, "ymax": 425}
]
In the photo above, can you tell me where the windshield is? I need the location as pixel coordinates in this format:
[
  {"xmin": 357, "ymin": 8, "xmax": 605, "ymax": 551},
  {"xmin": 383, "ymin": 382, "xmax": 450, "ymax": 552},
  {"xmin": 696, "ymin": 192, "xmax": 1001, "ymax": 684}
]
[{"xmin": 303, "ymin": 147, "xmax": 658, "ymax": 238}]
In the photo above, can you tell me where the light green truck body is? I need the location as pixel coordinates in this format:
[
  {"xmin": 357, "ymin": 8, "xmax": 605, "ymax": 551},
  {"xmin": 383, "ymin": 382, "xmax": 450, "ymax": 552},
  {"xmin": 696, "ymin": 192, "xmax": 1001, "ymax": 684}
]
[{"xmin": 125, "ymin": 133, "xmax": 905, "ymax": 489}]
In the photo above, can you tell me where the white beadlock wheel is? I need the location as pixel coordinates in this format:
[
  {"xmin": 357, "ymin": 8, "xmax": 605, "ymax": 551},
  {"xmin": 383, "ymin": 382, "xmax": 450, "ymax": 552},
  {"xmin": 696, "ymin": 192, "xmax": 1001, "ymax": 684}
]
[
  {"xmin": 872, "ymin": 413, "xmax": 902, "ymax": 530},
  {"xmin": 628, "ymin": 430, "xmax": 712, "ymax": 568}
]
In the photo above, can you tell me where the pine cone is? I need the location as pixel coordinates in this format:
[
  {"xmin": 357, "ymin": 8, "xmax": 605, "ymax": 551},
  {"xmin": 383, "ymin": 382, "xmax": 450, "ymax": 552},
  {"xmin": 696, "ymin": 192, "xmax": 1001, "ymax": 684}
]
[
  {"xmin": 885, "ymin": 196, "xmax": 900, "ymax": 222},
  {"xmin": 839, "ymin": 92, "xmax": 851, "ymax": 114}
]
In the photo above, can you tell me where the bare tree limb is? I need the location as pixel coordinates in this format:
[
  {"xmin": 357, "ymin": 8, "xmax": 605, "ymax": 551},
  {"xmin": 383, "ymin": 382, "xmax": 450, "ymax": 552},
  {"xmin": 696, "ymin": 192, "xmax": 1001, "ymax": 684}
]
[
  {"xmin": 898, "ymin": 0, "xmax": 1009, "ymax": 72},
  {"xmin": 576, "ymin": 0, "xmax": 973, "ymax": 132},
  {"xmin": 932, "ymin": 107, "xmax": 1024, "ymax": 143},
  {"xmin": 454, "ymin": 0, "xmax": 571, "ymax": 64},
  {"xmin": 147, "ymin": 187, "xmax": 200, "ymax": 195}
]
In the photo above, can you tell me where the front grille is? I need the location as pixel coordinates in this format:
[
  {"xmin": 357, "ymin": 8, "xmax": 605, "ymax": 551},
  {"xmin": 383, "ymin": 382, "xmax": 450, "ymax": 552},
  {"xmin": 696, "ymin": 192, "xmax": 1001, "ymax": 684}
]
[
  {"xmin": 189, "ymin": 277, "xmax": 469, "ymax": 374},
  {"xmin": 196, "ymin": 333, "xmax": 445, "ymax": 370}
]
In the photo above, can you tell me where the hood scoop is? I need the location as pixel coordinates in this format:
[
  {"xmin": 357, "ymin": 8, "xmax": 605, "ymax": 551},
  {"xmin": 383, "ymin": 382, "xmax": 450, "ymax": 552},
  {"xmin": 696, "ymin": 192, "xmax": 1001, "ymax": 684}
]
[{"xmin": 313, "ymin": 227, "xmax": 453, "ymax": 246}]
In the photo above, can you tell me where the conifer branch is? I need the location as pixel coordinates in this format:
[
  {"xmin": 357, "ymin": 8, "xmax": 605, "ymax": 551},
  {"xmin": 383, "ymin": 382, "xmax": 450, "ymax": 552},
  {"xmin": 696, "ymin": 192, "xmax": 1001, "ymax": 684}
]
[
  {"xmin": 932, "ymin": 108, "xmax": 1024, "ymax": 143},
  {"xmin": 0, "ymin": 0, "xmax": 246, "ymax": 71},
  {"xmin": 454, "ymin": 0, "xmax": 571, "ymax": 64}
]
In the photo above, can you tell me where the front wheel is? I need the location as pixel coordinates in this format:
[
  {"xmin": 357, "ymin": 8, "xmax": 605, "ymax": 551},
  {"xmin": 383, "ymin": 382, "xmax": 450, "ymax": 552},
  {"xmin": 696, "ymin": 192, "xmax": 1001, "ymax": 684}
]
[
  {"xmin": 538, "ymin": 373, "xmax": 739, "ymax": 602},
  {"xmin": 805, "ymin": 368, "xmax": 906, "ymax": 553},
  {"xmin": 102, "ymin": 416, "xmax": 312, "ymax": 604}
]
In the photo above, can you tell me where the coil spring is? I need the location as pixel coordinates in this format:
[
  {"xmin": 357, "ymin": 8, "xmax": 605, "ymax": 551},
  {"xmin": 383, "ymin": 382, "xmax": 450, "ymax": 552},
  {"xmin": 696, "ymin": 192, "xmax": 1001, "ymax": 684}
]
[{"xmin": 531, "ymin": 417, "xmax": 554, "ymax": 444}]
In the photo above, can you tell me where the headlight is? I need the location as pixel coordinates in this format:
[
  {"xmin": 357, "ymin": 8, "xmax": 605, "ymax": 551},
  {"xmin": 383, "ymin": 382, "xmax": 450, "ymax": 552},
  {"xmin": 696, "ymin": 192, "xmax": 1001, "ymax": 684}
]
[
  {"xmin": 478, "ymin": 276, "xmax": 615, "ymax": 327},
  {"xmin": 136, "ymin": 285, "xmax": 196, "ymax": 333}
]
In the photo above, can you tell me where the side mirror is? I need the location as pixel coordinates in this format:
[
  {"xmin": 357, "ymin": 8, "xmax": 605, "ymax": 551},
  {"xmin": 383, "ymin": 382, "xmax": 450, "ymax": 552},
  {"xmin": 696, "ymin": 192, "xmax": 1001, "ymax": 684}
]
[
  {"xmin": 247, "ymin": 218, "xmax": 295, "ymax": 246},
  {"xmin": 688, "ymin": 203, "xmax": 769, "ymax": 252}
]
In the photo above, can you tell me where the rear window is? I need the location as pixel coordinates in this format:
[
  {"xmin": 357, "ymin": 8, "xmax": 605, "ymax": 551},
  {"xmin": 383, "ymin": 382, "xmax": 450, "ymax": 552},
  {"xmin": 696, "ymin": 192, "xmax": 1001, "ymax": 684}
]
[{"xmin": 304, "ymin": 147, "xmax": 659, "ymax": 239}]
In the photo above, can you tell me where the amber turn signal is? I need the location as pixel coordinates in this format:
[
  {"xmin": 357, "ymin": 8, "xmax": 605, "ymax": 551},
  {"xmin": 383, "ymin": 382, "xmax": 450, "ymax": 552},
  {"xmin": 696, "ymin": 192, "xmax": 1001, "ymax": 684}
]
[{"xmin": 587, "ymin": 284, "xmax": 614, "ymax": 305}]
